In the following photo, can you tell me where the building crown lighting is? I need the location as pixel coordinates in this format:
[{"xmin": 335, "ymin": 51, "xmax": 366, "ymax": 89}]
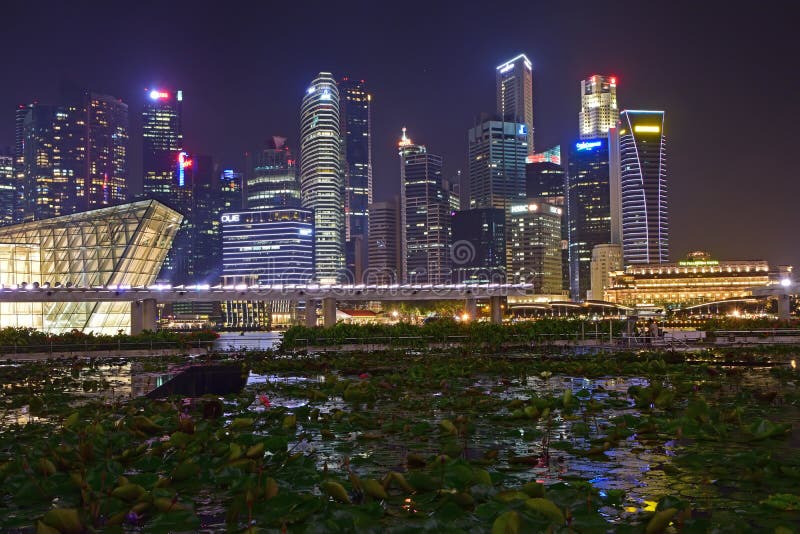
[{"xmin": 398, "ymin": 127, "xmax": 413, "ymax": 148}]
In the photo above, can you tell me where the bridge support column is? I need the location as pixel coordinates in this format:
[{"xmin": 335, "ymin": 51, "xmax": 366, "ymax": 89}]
[
  {"xmin": 322, "ymin": 297, "xmax": 337, "ymax": 328},
  {"xmin": 305, "ymin": 300, "xmax": 317, "ymax": 327},
  {"xmin": 490, "ymin": 296, "xmax": 503, "ymax": 324},
  {"xmin": 465, "ymin": 298, "xmax": 477, "ymax": 321},
  {"xmin": 131, "ymin": 299, "xmax": 158, "ymax": 335},
  {"xmin": 778, "ymin": 293, "xmax": 791, "ymax": 321}
]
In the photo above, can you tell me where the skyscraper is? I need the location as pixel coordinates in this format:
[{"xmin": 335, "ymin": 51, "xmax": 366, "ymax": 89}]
[
  {"xmin": 367, "ymin": 199, "xmax": 402, "ymax": 284},
  {"xmin": 189, "ymin": 154, "xmax": 222, "ymax": 282},
  {"xmin": 508, "ymin": 200, "xmax": 563, "ymax": 293},
  {"xmin": 567, "ymin": 138, "xmax": 612, "ymax": 300},
  {"xmin": 300, "ymin": 73, "xmax": 345, "ymax": 284},
  {"xmin": 17, "ymin": 89, "xmax": 129, "ymax": 222},
  {"xmin": 86, "ymin": 93, "xmax": 128, "ymax": 208},
  {"xmin": 399, "ymin": 129, "xmax": 451, "ymax": 284},
  {"xmin": 156, "ymin": 149, "xmax": 196, "ymax": 284},
  {"xmin": 339, "ymin": 77, "xmax": 372, "ymax": 278},
  {"xmin": 0, "ymin": 152, "xmax": 13, "ymax": 225},
  {"xmin": 142, "ymin": 88, "xmax": 183, "ymax": 203},
  {"xmin": 468, "ymin": 118, "xmax": 528, "ymax": 210},
  {"xmin": 496, "ymin": 54, "xmax": 534, "ymax": 154},
  {"xmin": 248, "ymin": 137, "xmax": 300, "ymax": 210},
  {"xmin": 615, "ymin": 110, "xmax": 668, "ymax": 264},
  {"xmin": 21, "ymin": 103, "xmax": 84, "ymax": 220},
  {"xmin": 451, "ymin": 208, "xmax": 506, "ymax": 283},
  {"xmin": 14, "ymin": 104, "xmax": 33, "ymax": 222},
  {"xmin": 220, "ymin": 208, "xmax": 314, "ymax": 328},
  {"xmin": 526, "ymin": 156, "xmax": 565, "ymax": 200},
  {"xmin": 526, "ymin": 147, "xmax": 569, "ymax": 292},
  {"xmin": 579, "ymin": 75, "xmax": 618, "ymax": 140}
]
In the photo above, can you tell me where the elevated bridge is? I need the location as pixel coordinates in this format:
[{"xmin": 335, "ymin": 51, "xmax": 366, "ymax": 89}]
[{"xmin": 0, "ymin": 283, "xmax": 535, "ymax": 332}]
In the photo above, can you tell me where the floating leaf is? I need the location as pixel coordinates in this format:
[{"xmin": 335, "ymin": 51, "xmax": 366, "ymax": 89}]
[
  {"xmin": 525, "ymin": 498, "xmax": 564, "ymax": 524},
  {"xmin": 492, "ymin": 510, "xmax": 520, "ymax": 534}
]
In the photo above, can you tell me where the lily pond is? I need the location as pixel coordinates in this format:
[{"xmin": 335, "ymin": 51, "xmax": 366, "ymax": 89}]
[{"xmin": 1, "ymin": 348, "xmax": 799, "ymax": 532}]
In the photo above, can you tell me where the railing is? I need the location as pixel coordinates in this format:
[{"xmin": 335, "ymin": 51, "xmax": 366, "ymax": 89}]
[
  {"xmin": 0, "ymin": 339, "xmax": 216, "ymax": 358},
  {"xmin": 286, "ymin": 331, "xmax": 620, "ymax": 351},
  {"xmin": 711, "ymin": 329, "xmax": 800, "ymax": 337}
]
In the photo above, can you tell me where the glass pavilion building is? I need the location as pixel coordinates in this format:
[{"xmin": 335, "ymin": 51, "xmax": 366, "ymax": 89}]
[{"xmin": 0, "ymin": 200, "xmax": 182, "ymax": 333}]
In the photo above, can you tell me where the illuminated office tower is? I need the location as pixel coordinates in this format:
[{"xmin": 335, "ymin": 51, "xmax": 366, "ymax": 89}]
[
  {"xmin": 615, "ymin": 110, "xmax": 668, "ymax": 263},
  {"xmin": 579, "ymin": 75, "xmax": 618, "ymax": 140},
  {"xmin": 508, "ymin": 200, "xmax": 563, "ymax": 293},
  {"xmin": 248, "ymin": 136, "xmax": 300, "ymax": 209},
  {"xmin": 567, "ymin": 138, "xmax": 611, "ymax": 300},
  {"xmin": 21, "ymin": 103, "xmax": 85, "ymax": 220},
  {"xmin": 14, "ymin": 104, "xmax": 33, "ymax": 222},
  {"xmin": 0, "ymin": 152, "xmax": 13, "ymax": 225},
  {"xmin": 142, "ymin": 88, "xmax": 183, "ymax": 203},
  {"xmin": 300, "ymin": 72, "xmax": 345, "ymax": 283},
  {"xmin": 496, "ymin": 54, "xmax": 534, "ymax": 154},
  {"xmin": 468, "ymin": 118, "xmax": 528, "ymax": 210},
  {"xmin": 526, "ymin": 145, "xmax": 568, "ymax": 291},
  {"xmin": 526, "ymin": 147, "xmax": 564, "ymax": 200},
  {"xmin": 399, "ymin": 128, "xmax": 451, "ymax": 284},
  {"xmin": 339, "ymin": 77, "xmax": 372, "ymax": 279},
  {"xmin": 221, "ymin": 208, "xmax": 314, "ymax": 328},
  {"xmin": 16, "ymin": 90, "xmax": 128, "ymax": 221},
  {"xmin": 86, "ymin": 92, "xmax": 128, "ymax": 207}
]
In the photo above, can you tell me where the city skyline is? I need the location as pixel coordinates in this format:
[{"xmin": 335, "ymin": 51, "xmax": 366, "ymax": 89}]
[{"xmin": 0, "ymin": 1, "xmax": 796, "ymax": 270}]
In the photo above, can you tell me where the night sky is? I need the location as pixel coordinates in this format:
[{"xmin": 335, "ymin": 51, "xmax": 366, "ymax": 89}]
[{"xmin": 2, "ymin": 1, "xmax": 797, "ymax": 269}]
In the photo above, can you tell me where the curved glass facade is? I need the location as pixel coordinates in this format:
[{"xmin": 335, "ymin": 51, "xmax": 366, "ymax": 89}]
[
  {"xmin": 618, "ymin": 110, "xmax": 668, "ymax": 264},
  {"xmin": 300, "ymin": 73, "xmax": 344, "ymax": 283}
]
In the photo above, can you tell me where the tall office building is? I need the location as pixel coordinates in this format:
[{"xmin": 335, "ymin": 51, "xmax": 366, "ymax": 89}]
[
  {"xmin": 446, "ymin": 171, "xmax": 463, "ymax": 211},
  {"xmin": 579, "ymin": 75, "xmax": 618, "ymax": 140},
  {"xmin": 247, "ymin": 136, "xmax": 300, "ymax": 210},
  {"xmin": 157, "ymin": 149, "xmax": 196, "ymax": 284},
  {"xmin": 508, "ymin": 200, "xmax": 563, "ymax": 293},
  {"xmin": 339, "ymin": 77, "xmax": 372, "ymax": 278},
  {"xmin": 614, "ymin": 110, "xmax": 668, "ymax": 264},
  {"xmin": 86, "ymin": 93, "xmax": 129, "ymax": 208},
  {"xmin": 526, "ymin": 156, "xmax": 565, "ymax": 200},
  {"xmin": 21, "ymin": 103, "xmax": 85, "ymax": 220},
  {"xmin": 142, "ymin": 88, "xmax": 183, "ymax": 203},
  {"xmin": 14, "ymin": 104, "xmax": 33, "ymax": 222},
  {"xmin": 189, "ymin": 154, "xmax": 221, "ymax": 282},
  {"xmin": 451, "ymin": 208, "xmax": 506, "ymax": 283},
  {"xmin": 526, "ymin": 148, "xmax": 568, "ymax": 291},
  {"xmin": 496, "ymin": 54, "xmax": 534, "ymax": 154},
  {"xmin": 367, "ymin": 199, "xmax": 402, "ymax": 284},
  {"xmin": 16, "ymin": 91, "xmax": 128, "ymax": 222},
  {"xmin": 399, "ymin": 129, "xmax": 451, "ymax": 284},
  {"xmin": 300, "ymin": 72, "xmax": 344, "ymax": 283},
  {"xmin": 468, "ymin": 118, "xmax": 528, "ymax": 210},
  {"xmin": 0, "ymin": 152, "xmax": 14, "ymax": 225},
  {"xmin": 220, "ymin": 208, "xmax": 314, "ymax": 328},
  {"xmin": 567, "ymin": 138, "xmax": 611, "ymax": 300}
]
